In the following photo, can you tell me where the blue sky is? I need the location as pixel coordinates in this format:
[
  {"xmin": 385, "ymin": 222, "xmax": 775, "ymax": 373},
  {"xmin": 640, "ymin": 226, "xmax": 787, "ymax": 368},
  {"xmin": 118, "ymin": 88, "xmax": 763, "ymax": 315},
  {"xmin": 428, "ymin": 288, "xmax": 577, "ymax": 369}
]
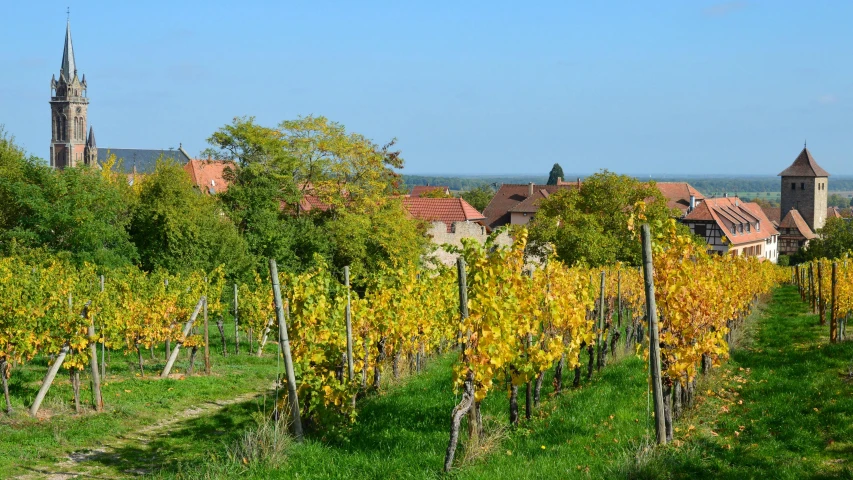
[{"xmin": 1, "ymin": 1, "xmax": 852, "ymax": 175}]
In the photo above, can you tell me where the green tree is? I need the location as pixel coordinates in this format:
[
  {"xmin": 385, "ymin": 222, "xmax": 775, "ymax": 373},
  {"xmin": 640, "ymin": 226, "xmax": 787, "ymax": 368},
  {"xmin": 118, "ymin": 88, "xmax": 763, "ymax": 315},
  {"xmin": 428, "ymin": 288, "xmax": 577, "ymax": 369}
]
[
  {"xmin": 456, "ymin": 185, "xmax": 494, "ymax": 212},
  {"xmin": 827, "ymin": 193, "xmax": 850, "ymax": 208},
  {"xmin": 421, "ymin": 187, "xmax": 452, "ymax": 198},
  {"xmin": 129, "ymin": 159, "xmax": 252, "ymax": 279},
  {"xmin": 0, "ymin": 130, "xmax": 138, "ymax": 268},
  {"xmin": 547, "ymin": 163, "xmax": 565, "ymax": 185},
  {"xmin": 528, "ymin": 170, "xmax": 681, "ymax": 266},
  {"xmin": 803, "ymin": 217, "xmax": 853, "ymax": 261}
]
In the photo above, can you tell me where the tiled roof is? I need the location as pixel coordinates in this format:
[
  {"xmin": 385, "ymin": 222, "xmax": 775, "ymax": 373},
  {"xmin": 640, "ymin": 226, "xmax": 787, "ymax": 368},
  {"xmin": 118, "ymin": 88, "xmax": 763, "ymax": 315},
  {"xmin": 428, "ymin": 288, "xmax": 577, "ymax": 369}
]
[
  {"xmin": 402, "ymin": 197, "xmax": 485, "ymax": 233},
  {"xmin": 828, "ymin": 206, "xmax": 843, "ymax": 219},
  {"xmin": 482, "ymin": 183, "xmax": 579, "ymax": 228},
  {"xmin": 684, "ymin": 197, "xmax": 779, "ymax": 246},
  {"xmin": 98, "ymin": 148, "xmax": 192, "ymax": 174},
  {"xmin": 761, "ymin": 206, "xmax": 781, "ymax": 226},
  {"xmin": 183, "ymin": 159, "xmax": 233, "ymax": 195},
  {"xmin": 654, "ymin": 182, "xmax": 705, "ymax": 214},
  {"xmin": 779, "ymin": 209, "xmax": 816, "ymax": 239},
  {"xmin": 778, "ymin": 147, "xmax": 830, "ymax": 177},
  {"xmin": 410, "ymin": 185, "xmax": 450, "ymax": 197},
  {"xmin": 508, "ymin": 189, "xmax": 550, "ymax": 213}
]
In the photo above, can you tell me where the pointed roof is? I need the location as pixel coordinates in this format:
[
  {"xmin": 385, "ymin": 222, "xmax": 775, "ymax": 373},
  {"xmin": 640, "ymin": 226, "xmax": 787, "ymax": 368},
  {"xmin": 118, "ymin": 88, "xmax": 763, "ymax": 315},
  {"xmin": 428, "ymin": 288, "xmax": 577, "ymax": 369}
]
[
  {"xmin": 779, "ymin": 209, "xmax": 816, "ymax": 239},
  {"xmin": 60, "ymin": 21, "xmax": 76, "ymax": 81},
  {"xmin": 683, "ymin": 197, "xmax": 779, "ymax": 246},
  {"xmin": 778, "ymin": 147, "xmax": 830, "ymax": 177},
  {"xmin": 86, "ymin": 126, "xmax": 96, "ymax": 147}
]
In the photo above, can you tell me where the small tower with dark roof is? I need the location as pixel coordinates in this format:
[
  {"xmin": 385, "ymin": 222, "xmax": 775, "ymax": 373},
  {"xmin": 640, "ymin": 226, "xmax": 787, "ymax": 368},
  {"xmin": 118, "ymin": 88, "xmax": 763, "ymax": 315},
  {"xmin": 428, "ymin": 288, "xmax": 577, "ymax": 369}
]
[
  {"xmin": 49, "ymin": 19, "xmax": 90, "ymax": 169},
  {"xmin": 84, "ymin": 125, "xmax": 97, "ymax": 166},
  {"xmin": 779, "ymin": 146, "xmax": 830, "ymax": 232}
]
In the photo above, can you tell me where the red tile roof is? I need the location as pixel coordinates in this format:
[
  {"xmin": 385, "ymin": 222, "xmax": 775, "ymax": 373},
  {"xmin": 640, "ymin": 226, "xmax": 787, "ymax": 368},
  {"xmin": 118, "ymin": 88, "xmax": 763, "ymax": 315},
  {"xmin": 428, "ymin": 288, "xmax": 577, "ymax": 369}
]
[
  {"xmin": 410, "ymin": 185, "xmax": 451, "ymax": 197},
  {"xmin": 828, "ymin": 206, "xmax": 843, "ymax": 219},
  {"xmin": 483, "ymin": 183, "xmax": 579, "ymax": 228},
  {"xmin": 654, "ymin": 182, "xmax": 705, "ymax": 214},
  {"xmin": 760, "ymin": 206, "xmax": 781, "ymax": 226},
  {"xmin": 402, "ymin": 197, "xmax": 485, "ymax": 232},
  {"xmin": 508, "ymin": 189, "xmax": 550, "ymax": 213},
  {"xmin": 183, "ymin": 159, "xmax": 233, "ymax": 195},
  {"xmin": 683, "ymin": 197, "xmax": 779, "ymax": 246},
  {"xmin": 779, "ymin": 209, "xmax": 816, "ymax": 239},
  {"xmin": 778, "ymin": 147, "xmax": 830, "ymax": 177}
]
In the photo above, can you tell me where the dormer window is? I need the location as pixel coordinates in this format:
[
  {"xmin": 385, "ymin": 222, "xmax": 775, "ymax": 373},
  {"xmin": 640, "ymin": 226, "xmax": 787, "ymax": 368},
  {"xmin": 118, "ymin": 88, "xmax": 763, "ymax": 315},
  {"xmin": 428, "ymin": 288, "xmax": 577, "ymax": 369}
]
[
  {"xmin": 756, "ymin": 222, "xmax": 760, "ymax": 231},
  {"xmin": 746, "ymin": 223, "xmax": 751, "ymax": 233},
  {"xmin": 738, "ymin": 224, "xmax": 743, "ymax": 233}
]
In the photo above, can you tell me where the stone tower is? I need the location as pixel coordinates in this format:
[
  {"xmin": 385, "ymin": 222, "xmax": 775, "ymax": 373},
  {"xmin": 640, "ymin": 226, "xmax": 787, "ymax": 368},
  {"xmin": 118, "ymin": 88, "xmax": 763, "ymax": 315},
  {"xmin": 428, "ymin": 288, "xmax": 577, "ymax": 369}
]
[
  {"xmin": 50, "ymin": 20, "xmax": 96, "ymax": 169},
  {"xmin": 779, "ymin": 146, "xmax": 829, "ymax": 232}
]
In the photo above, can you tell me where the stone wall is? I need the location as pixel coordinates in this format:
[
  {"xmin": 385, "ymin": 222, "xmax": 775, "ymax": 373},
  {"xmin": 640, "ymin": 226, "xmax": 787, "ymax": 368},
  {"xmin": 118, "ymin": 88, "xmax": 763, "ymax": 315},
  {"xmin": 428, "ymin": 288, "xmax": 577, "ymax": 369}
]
[{"xmin": 426, "ymin": 221, "xmax": 512, "ymax": 266}]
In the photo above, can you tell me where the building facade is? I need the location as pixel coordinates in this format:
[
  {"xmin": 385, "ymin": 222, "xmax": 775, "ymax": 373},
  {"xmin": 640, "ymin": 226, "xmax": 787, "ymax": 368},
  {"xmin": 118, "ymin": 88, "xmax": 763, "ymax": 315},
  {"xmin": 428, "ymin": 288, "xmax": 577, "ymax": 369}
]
[
  {"xmin": 779, "ymin": 147, "xmax": 829, "ymax": 233},
  {"xmin": 682, "ymin": 197, "xmax": 779, "ymax": 263}
]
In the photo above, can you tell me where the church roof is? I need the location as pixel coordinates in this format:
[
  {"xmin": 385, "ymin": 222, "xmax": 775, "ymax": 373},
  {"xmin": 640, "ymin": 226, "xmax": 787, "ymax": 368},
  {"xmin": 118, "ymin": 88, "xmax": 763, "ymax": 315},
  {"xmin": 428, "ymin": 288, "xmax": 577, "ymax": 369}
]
[
  {"xmin": 778, "ymin": 147, "xmax": 830, "ymax": 177},
  {"xmin": 86, "ymin": 126, "xmax": 96, "ymax": 147},
  {"xmin": 96, "ymin": 148, "xmax": 192, "ymax": 174},
  {"xmin": 60, "ymin": 21, "xmax": 76, "ymax": 81}
]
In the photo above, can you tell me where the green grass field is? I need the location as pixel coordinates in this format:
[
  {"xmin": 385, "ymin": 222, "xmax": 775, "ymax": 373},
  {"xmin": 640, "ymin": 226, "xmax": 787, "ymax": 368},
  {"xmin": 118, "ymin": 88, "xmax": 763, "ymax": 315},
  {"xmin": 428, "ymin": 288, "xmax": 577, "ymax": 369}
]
[{"xmin": 3, "ymin": 286, "xmax": 852, "ymax": 479}]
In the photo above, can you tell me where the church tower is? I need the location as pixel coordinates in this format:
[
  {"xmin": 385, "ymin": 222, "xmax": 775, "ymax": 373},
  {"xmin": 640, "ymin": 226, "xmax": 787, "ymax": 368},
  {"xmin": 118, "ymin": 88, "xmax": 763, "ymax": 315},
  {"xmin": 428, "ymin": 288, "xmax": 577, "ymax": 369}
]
[
  {"xmin": 779, "ymin": 146, "xmax": 829, "ymax": 232},
  {"xmin": 50, "ymin": 19, "xmax": 95, "ymax": 169}
]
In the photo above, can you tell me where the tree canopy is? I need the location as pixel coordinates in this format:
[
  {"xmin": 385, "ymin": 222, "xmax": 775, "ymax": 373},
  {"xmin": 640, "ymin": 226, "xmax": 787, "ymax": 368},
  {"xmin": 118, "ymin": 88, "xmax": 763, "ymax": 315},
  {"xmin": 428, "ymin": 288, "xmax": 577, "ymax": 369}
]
[
  {"xmin": 547, "ymin": 163, "xmax": 565, "ymax": 185},
  {"xmin": 456, "ymin": 184, "xmax": 494, "ymax": 212},
  {"xmin": 528, "ymin": 170, "xmax": 681, "ymax": 266}
]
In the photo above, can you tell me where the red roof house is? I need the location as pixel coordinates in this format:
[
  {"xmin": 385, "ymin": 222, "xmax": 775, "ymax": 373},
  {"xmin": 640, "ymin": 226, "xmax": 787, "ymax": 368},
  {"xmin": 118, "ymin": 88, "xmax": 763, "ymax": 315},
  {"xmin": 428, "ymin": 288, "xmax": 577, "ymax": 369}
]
[
  {"xmin": 402, "ymin": 197, "xmax": 485, "ymax": 232},
  {"xmin": 183, "ymin": 159, "xmax": 233, "ymax": 195}
]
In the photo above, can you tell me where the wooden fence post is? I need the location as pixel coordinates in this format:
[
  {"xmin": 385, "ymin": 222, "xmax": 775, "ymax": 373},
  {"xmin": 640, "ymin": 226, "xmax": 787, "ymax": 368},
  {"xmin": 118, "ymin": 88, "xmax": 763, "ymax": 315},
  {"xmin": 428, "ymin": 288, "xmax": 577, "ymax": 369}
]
[
  {"xmin": 597, "ymin": 270, "xmax": 605, "ymax": 370},
  {"xmin": 641, "ymin": 224, "xmax": 667, "ymax": 445},
  {"xmin": 344, "ymin": 266, "xmax": 355, "ymax": 380},
  {"xmin": 269, "ymin": 258, "xmax": 303, "ymax": 441}
]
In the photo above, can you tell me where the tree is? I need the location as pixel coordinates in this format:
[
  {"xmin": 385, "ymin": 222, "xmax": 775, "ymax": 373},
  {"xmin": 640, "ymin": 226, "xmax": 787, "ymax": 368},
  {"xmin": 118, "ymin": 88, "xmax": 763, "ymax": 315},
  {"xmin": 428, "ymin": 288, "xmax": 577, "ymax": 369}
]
[
  {"xmin": 456, "ymin": 185, "xmax": 494, "ymax": 212},
  {"xmin": 802, "ymin": 217, "xmax": 853, "ymax": 261},
  {"xmin": 0, "ymin": 130, "xmax": 138, "ymax": 268},
  {"xmin": 528, "ymin": 170, "xmax": 682, "ymax": 266},
  {"xmin": 130, "ymin": 159, "xmax": 252, "ymax": 279},
  {"xmin": 827, "ymin": 193, "xmax": 850, "ymax": 208},
  {"xmin": 421, "ymin": 187, "xmax": 452, "ymax": 198},
  {"xmin": 547, "ymin": 163, "xmax": 565, "ymax": 185}
]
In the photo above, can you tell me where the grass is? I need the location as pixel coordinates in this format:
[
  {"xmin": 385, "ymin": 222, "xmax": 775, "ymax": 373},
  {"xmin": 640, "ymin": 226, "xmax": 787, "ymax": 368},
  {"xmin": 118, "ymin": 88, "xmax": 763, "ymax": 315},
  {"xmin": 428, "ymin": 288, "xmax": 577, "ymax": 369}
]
[
  {"xmin": 628, "ymin": 285, "xmax": 853, "ymax": 479},
  {"xmin": 0, "ymin": 315, "xmax": 280, "ymax": 478}
]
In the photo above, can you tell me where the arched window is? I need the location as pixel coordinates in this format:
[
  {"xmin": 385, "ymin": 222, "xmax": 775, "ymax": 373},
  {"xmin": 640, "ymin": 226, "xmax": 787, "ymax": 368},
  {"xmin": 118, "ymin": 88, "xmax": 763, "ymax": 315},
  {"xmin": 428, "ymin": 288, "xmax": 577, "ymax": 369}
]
[{"xmin": 74, "ymin": 118, "xmax": 78, "ymax": 140}]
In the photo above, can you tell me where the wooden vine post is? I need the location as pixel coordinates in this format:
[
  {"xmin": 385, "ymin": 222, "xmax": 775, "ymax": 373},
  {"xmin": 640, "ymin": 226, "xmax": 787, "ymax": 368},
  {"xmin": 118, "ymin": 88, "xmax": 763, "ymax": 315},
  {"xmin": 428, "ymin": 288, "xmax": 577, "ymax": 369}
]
[
  {"xmin": 641, "ymin": 224, "xmax": 667, "ymax": 445},
  {"xmin": 87, "ymin": 322, "xmax": 103, "ymax": 411},
  {"xmin": 344, "ymin": 266, "xmax": 355, "ymax": 380},
  {"xmin": 818, "ymin": 262, "xmax": 825, "ymax": 326},
  {"xmin": 233, "ymin": 283, "xmax": 240, "ymax": 355},
  {"xmin": 161, "ymin": 297, "xmax": 205, "ymax": 377},
  {"xmin": 596, "ymin": 270, "xmax": 606, "ymax": 370},
  {"xmin": 809, "ymin": 263, "xmax": 816, "ymax": 313},
  {"xmin": 203, "ymin": 296, "xmax": 211, "ymax": 375},
  {"xmin": 831, "ymin": 261, "xmax": 838, "ymax": 343},
  {"xmin": 269, "ymin": 258, "xmax": 303, "ymax": 441}
]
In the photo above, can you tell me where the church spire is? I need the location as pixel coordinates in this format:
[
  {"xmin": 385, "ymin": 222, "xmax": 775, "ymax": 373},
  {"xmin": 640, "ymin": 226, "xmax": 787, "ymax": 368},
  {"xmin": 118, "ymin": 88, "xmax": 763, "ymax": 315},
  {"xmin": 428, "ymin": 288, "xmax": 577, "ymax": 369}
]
[{"xmin": 60, "ymin": 20, "xmax": 76, "ymax": 81}]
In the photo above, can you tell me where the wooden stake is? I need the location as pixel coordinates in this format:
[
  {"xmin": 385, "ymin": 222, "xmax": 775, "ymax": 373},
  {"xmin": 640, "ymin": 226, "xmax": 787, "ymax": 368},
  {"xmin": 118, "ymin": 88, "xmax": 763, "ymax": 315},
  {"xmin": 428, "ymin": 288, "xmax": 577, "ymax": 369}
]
[
  {"xmin": 344, "ymin": 266, "xmax": 354, "ymax": 380},
  {"xmin": 233, "ymin": 284, "xmax": 240, "ymax": 355},
  {"xmin": 831, "ymin": 261, "xmax": 838, "ymax": 343},
  {"xmin": 270, "ymin": 259, "xmax": 303, "ymax": 441},
  {"xmin": 88, "ymin": 323, "xmax": 103, "ymax": 411},
  {"xmin": 203, "ymin": 297, "xmax": 210, "ymax": 375},
  {"xmin": 641, "ymin": 224, "xmax": 667, "ymax": 445},
  {"xmin": 818, "ymin": 261, "xmax": 825, "ymax": 326},
  {"xmin": 161, "ymin": 297, "xmax": 205, "ymax": 377}
]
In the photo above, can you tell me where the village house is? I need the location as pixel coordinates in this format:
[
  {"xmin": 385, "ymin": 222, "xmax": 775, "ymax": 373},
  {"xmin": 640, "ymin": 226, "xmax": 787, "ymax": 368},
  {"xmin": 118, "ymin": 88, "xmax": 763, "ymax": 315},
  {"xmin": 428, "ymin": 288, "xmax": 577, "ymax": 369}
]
[
  {"xmin": 183, "ymin": 159, "xmax": 232, "ymax": 195},
  {"xmin": 682, "ymin": 196, "xmax": 779, "ymax": 262},
  {"xmin": 483, "ymin": 181, "xmax": 580, "ymax": 229},
  {"xmin": 654, "ymin": 182, "xmax": 705, "ymax": 217}
]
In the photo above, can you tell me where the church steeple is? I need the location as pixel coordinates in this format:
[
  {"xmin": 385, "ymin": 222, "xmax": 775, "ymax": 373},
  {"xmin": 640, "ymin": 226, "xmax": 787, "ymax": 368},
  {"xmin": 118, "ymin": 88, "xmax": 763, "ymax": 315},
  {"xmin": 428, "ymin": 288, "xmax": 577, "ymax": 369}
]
[
  {"xmin": 49, "ymin": 17, "xmax": 91, "ymax": 169},
  {"xmin": 60, "ymin": 20, "xmax": 76, "ymax": 82}
]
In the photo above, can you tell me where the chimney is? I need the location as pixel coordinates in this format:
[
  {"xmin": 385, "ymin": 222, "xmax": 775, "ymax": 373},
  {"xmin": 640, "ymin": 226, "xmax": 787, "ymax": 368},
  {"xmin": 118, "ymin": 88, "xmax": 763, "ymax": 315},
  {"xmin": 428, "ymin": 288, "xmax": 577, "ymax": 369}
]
[
  {"xmin": 577, "ymin": 177, "xmax": 581, "ymax": 188},
  {"xmin": 557, "ymin": 176, "xmax": 562, "ymax": 184},
  {"xmin": 528, "ymin": 182, "xmax": 534, "ymax": 197},
  {"xmin": 689, "ymin": 195, "xmax": 696, "ymax": 211}
]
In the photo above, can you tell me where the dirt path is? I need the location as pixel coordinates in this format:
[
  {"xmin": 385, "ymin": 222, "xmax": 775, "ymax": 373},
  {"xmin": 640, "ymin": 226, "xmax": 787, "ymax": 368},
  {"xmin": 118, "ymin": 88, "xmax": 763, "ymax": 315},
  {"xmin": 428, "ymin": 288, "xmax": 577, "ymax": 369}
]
[{"xmin": 15, "ymin": 389, "xmax": 269, "ymax": 480}]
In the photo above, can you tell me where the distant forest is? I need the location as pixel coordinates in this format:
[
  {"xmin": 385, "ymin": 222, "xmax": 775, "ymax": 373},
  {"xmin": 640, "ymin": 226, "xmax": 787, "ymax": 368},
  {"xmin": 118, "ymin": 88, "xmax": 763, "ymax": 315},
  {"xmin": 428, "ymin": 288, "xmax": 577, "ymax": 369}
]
[{"xmin": 402, "ymin": 174, "xmax": 853, "ymax": 195}]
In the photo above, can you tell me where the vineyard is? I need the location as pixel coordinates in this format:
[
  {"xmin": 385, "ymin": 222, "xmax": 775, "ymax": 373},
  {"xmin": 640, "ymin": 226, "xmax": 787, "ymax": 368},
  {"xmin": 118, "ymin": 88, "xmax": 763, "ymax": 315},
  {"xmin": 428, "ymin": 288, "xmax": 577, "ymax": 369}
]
[{"xmin": 0, "ymin": 218, "xmax": 801, "ymax": 478}]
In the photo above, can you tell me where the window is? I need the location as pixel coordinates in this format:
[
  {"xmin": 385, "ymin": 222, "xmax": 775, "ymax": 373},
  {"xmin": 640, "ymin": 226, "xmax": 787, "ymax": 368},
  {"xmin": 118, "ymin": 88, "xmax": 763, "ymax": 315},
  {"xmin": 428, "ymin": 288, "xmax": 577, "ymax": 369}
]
[
  {"xmin": 801, "ymin": 182, "xmax": 805, "ymax": 190},
  {"xmin": 694, "ymin": 225, "xmax": 707, "ymax": 237},
  {"xmin": 738, "ymin": 224, "xmax": 743, "ymax": 233},
  {"xmin": 746, "ymin": 223, "xmax": 751, "ymax": 233},
  {"xmin": 792, "ymin": 183, "xmax": 796, "ymax": 190}
]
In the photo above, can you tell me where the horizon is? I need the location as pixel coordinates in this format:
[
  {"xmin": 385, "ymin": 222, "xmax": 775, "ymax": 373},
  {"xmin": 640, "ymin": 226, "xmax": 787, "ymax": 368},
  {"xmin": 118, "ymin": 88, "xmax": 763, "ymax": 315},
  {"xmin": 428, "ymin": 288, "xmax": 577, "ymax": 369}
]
[{"xmin": 2, "ymin": 1, "xmax": 852, "ymax": 176}]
